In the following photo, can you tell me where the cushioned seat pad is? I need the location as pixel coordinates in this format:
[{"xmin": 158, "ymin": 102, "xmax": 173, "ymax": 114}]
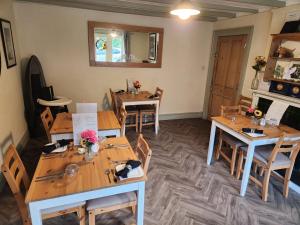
[
  {"xmin": 87, "ymin": 192, "xmax": 136, "ymax": 210},
  {"xmin": 240, "ymin": 145, "xmax": 291, "ymax": 167},
  {"xmin": 41, "ymin": 201, "xmax": 85, "ymax": 215},
  {"xmin": 222, "ymin": 133, "xmax": 246, "ymax": 147}
]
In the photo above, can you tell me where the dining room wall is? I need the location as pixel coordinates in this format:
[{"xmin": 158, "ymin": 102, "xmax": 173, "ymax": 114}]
[
  {"xmin": 13, "ymin": 2, "xmax": 213, "ymax": 116},
  {"xmin": 0, "ymin": 0, "xmax": 27, "ymax": 161},
  {"xmin": 213, "ymin": 4, "xmax": 300, "ymax": 98}
]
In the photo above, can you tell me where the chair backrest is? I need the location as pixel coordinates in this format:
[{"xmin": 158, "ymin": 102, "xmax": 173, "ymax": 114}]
[
  {"xmin": 40, "ymin": 107, "xmax": 54, "ymax": 142},
  {"xmin": 155, "ymin": 87, "xmax": 164, "ymax": 106},
  {"xmin": 220, "ymin": 105, "xmax": 242, "ymax": 117},
  {"xmin": 110, "ymin": 89, "xmax": 119, "ymax": 117},
  {"xmin": 135, "ymin": 134, "xmax": 152, "ymax": 175},
  {"xmin": 119, "ymin": 106, "xmax": 127, "ymax": 136},
  {"xmin": 268, "ymin": 133, "xmax": 300, "ymax": 168},
  {"xmin": 239, "ymin": 95, "xmax": 252, "ymax": 114},
  {"xmin": 1, "ymin": 145, "xmax": 30, "ymax": 225}
]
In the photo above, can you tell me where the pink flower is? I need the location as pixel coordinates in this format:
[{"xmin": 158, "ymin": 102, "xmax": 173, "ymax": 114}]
[
  {"xmin": 247, "ymin": 107, "xmax": 255, "ymax": 113},
  {"xmin": 81, "ymin": 129, "xmax": 98, "ymax": 144}
]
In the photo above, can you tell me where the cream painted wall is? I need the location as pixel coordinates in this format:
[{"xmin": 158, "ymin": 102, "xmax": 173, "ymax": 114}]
[
  {"xmin": 13, "ymin": 2, "xmax": 213, "ymax": 115},
  {"xmin": 213, "ymin": 4, "xmax": 300, "ymax": 98},
  {"xmin": 0, "ymin": 0, "xmax": 27, "ymax": 158}
]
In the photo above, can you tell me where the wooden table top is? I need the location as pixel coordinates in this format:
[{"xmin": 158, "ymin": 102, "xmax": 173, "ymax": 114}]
[
  {"xmin": 26, "ymin": 137, "xmax": 146, "ymax": 203},
  {"xmin": 212, "ymin": 115, "xmax": 300, "ymax": 141},
  {"xmin": 50, "ymin": 111, "xmax": 121, "ymax": 135},
  {"xmin": 117, "ymin": 91, "xmax": 156, "ymax": 102}
]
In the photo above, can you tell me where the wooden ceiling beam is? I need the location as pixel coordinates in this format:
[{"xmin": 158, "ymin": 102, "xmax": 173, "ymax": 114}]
[{"xmin": 222, "ymin": 0, "xmax": 286, "ymax": 7}]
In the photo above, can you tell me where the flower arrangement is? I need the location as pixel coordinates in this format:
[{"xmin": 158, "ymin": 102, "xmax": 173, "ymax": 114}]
[
  {"xmin": 80, "ymin": 129, "xmax": 98, "ymax": 148},
  {"xmin": 133, "ymin": 80, "xmax": 141, "ymax": 89},
  {"xmin": 246, "ymin": 106, "xmax": 255, "ymax": 117},
  {"xmin": 252, "ymin": 56, "xmax": 267, "ymax": 72},
  {"xmin": 251, "ymin": 56, "xmax": 267, "ymax": 90}
]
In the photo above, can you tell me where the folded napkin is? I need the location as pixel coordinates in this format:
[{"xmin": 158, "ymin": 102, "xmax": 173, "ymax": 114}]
[
  {"xmin": 115, "ymin": 160, "xmax": 141, "ymax": 178},
  {"xmin": 115, "ymin": 90, "xmax": 125, "ymax": 94},
  {"xmin": 242, "ymin": 128, "xmax": 263, "ymax": 134},
  {"xmin": 41, "ymin": 139, "xmax": 72, "ymax": 154}
]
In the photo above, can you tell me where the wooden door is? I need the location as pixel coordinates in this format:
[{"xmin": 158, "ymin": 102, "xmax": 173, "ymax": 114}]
[{"xmin": 208, "ymin": 35, "xmax": 247, "ymax": 118}]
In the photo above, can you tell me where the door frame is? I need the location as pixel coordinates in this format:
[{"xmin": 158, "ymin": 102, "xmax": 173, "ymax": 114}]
[{"xmin": 203, "ymin": 26, "xmax": 253, "ymax": 119}]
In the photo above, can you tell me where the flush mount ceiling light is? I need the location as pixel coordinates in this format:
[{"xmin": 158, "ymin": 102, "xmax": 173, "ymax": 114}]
[{"xmin": 170, "ymin": 0, "xmax": 200, "ymax": 20}]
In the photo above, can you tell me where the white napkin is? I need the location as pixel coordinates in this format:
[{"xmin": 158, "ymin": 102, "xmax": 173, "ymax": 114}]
[
  {"xmin": 42, "ymin": 143, "xmax": 67, "ymax": 154},
  {"xmin": 265, "ymin": 101, "xmax": 289, "ymax": 125},
  {"xmin": 116, "ymin": 164, "xmax": 144, "ymax": 181}
]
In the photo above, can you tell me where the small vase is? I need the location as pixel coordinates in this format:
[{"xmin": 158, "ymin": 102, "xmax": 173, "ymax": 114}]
[
  {"xmin": 251, "ymin": 71, "xmax": 259, "ymax": 90},
  {"xmin": 85, "ymin": 145, "xmax": 94, "ymax": 161},
  {"xmin": 135, "ymin": 88, "xmax": 139, "ymax": 94}
]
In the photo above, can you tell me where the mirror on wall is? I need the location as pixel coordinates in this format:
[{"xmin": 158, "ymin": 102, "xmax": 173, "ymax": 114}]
[{"xmin": 88, "ymin": 21, "xmax": 164, "ymax": 68}]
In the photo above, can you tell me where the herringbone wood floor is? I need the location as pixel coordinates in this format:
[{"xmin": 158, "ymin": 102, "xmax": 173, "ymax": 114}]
[{"xmin": 0, "ymin": 119, "xmax": 300, "ymax": 225}]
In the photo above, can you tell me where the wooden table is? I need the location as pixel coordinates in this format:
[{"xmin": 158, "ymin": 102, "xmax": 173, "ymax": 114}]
[
  {"xmin": 26, "ymin": 137, "xmax": 146, "ymax": 225},
  {"xmin": 50, "ymin": 111, "xmax": 121, "ymax": 142},
  {"xmin": 117, "ymin": 91, "xmax": 160, "ymax": 134},
  {"xmin": 207, "ymin": 115, "xmax": 299, "ymax": 197}
]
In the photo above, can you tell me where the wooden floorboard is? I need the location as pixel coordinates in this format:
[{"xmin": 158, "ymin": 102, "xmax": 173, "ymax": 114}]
[{"xmin": 0, "ymin": 118, "xmax": 299, "ymax": 225}]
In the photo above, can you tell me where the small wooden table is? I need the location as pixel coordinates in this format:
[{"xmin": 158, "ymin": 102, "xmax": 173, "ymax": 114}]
[
  {"xmin": 117, "ymin": 91, "xmax": 160, "ymax": 134},
  {"xmin": 26, "ymin": 137, "xmax": 146, "ymax": 225},
  {"xmin": 50, "ymin": 111, "xmax": 121, "ymax": 142},
  {"xmin": 207, "ymin": 115, "xmax": 299, "ymax": 197}
]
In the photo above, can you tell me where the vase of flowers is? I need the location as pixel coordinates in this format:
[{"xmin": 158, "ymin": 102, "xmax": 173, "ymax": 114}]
[
  {"xmin": 133, "ymin": 80, "xmax": 141, "ymax": 94},
  {"xmin": 80, "ymin": 129, "xmax": 99, "ymax": 161},
  {"xmin": 251, "ymin": 56, "xmax": 267, "ymax": 90}
]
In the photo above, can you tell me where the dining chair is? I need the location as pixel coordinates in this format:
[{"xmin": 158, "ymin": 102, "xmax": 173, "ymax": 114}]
[
  {"xmin": 40, "ymin": 107, "xmax": 54, "ymax": 142},
  {"xmin": 110, "ymin": 89, "xmax": 139, "ymax": 132},
  {"xmin": 1, "ymin": 145, "xmax": 86, "ymax": 225},
  {"xmin": 87, "ymin": 134, "xmax": 152, "ymax": 225},
  {"xmin": 236, "ymin": 133, "xmax": 300, "ymax": 201},
  {"xmin": 139, "ymin": 87, "xmax": 163, "ymax": 132},
  {"xmin": 238, "ymin": 95, "xmax": 253, "ymax": 115},
  {"xmin": 215, "ymin": 105, "xmax": 246, "ymax": 175}
]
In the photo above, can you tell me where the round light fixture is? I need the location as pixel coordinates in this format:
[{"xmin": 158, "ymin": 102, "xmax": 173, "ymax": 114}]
[{"xmin": 170, "ymin": 0, "xmax": 200, "ymax": 20}]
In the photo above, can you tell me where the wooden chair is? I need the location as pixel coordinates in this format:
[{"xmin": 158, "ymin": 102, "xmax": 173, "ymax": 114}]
[
  {"xmin": 139, "ymin": 87, "xmax": 163, "ymax": 132},
  {"xmin": 236, "ymin": 133, "xmax": 300, "ymax": 201},
  {"xmin": 40, "ymin": 107, "xmax": 54, "ymax": 142},
  {"xmin": 215, "ymin": 105, "xmax": 246, "ymax": 175},
  {"xmin": 238, "ymin": 95, "xmax": 252, "ymax": 115},
  {"xmin": 87, "ymin": 134, "xmax": 152, "ymax": 225},
  {"xmin": 110, "ymin": 89, "xmax": 139, "ymax": 132},
  {"xmin": 1, "ymin": 145, "xmax": 86, "ymax": 225}
]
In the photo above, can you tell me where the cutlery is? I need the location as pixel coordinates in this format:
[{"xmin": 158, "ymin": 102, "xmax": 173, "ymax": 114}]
[
  {"xmin": 105, "ymin": 169, "xmax": 111, "ymax": 183},
  {"xmin": 35, "ymin": 172, "xmax": 64, "ymax": 182}
]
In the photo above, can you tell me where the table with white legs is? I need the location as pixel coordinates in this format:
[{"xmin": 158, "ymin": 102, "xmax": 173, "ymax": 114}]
[
  {"xmin": 26, "ymin": 137, "xmax": 146, "ymax": 225},
  {"xmin": 207, "ymin": 115, "xmax": 298, "ymax": 196},
  {"xmin": 50, "ymin": 111, "xmax": 121, "ymax": 142},
  {"xmin": 118, "ymin": 91, "xmax": 160, "ymax": 134}
]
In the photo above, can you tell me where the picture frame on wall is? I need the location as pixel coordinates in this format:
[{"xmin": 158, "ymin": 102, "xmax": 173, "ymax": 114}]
[
  {"xmin": 0, "ymin": 19, "xmax": 16, "ymax": 68},
  {"xmin": 148, "ymin": 33, "xmax": 157, "ymax": 61}
]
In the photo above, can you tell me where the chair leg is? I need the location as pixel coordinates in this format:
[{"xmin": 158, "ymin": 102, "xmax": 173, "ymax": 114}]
[
  {"xmin": 215, "ymin": 137, "xmax": 223, "ymax": 160},
  {"xmin": 131, "ymin": 205, "xmax": 136, "ymax": 215},
  {"xmin": 236, "ymin": 151, "xmax": 244, "ymax": 179},
  {"xmin": 135, "ymin": 113, "xmax": 138, "ymax": 133},
  {"xmin": 88, "ymin": 210, "xmax": 95, "ymax": 225},
  {"xmin": 253, "ymin": 163, "xmax": 258, "ymax": 174},
  {"xmin": 262, "ymin": 169, "xmax": 271, "ymax": 201},
  {"xmin": 77, "ymin": 206, "xmax": 85, "ymax": 225},
  {"xmin": 283, "ymin": 168, "xmax": 293, "ymax": 198},
  {"xmin": 230, "ymin": 146, "xmax": 238, "ymax": 176},
  {"xmin": 139, "ymin": 112, "xmax": 143, "ymax": 133}
]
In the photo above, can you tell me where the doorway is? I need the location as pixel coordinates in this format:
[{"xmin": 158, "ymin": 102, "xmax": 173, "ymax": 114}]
[{"xmin": 203, "ymin": 27, "xmax": 253, "ymax": 119}]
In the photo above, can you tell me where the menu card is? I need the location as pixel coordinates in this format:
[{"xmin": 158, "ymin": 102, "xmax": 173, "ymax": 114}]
[
  {"xmin": 76, "ymin": 103, "xmax": 97, "ymax": 113},
  {"xmin": 72, "ymin": 113, "xmax": 98, "ymax": 145}
]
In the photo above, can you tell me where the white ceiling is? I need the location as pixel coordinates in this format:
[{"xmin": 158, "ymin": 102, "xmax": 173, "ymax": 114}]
[{"xmin": 15, "ymin": 0, "xmax": 298, "ymax": 22}]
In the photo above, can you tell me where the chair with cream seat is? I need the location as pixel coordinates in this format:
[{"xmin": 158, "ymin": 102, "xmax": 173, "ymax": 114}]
[
  {"xmin": 139, "ymin": 87, "xmax": 163, "ymax": 133},
  {"xmin": 215, "ymin": 105, "xmax": 247, "ymax": 175},
  {"xmin": 1, "ymin": 145, "xmax": 86, "ymax": 225},
  {"xmin": 110, "ymin": 88, "xmax": 139, "ymax": 132},
  {"xmin": 236, "ymin": 133, "xmax": 300, "ymax": 201},
  {"xmin": 87, "ymin": 134, "xmax": 152, "ymax": 225},
  {"xmin": 40, "ymin": 107, "xmax": 54, "ymax": 142}
]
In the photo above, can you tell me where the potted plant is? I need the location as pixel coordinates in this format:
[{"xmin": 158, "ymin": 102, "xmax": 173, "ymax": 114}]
[{"xmin": 251, "ymin": 56, "xmax": 267, "ymax": 90}]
